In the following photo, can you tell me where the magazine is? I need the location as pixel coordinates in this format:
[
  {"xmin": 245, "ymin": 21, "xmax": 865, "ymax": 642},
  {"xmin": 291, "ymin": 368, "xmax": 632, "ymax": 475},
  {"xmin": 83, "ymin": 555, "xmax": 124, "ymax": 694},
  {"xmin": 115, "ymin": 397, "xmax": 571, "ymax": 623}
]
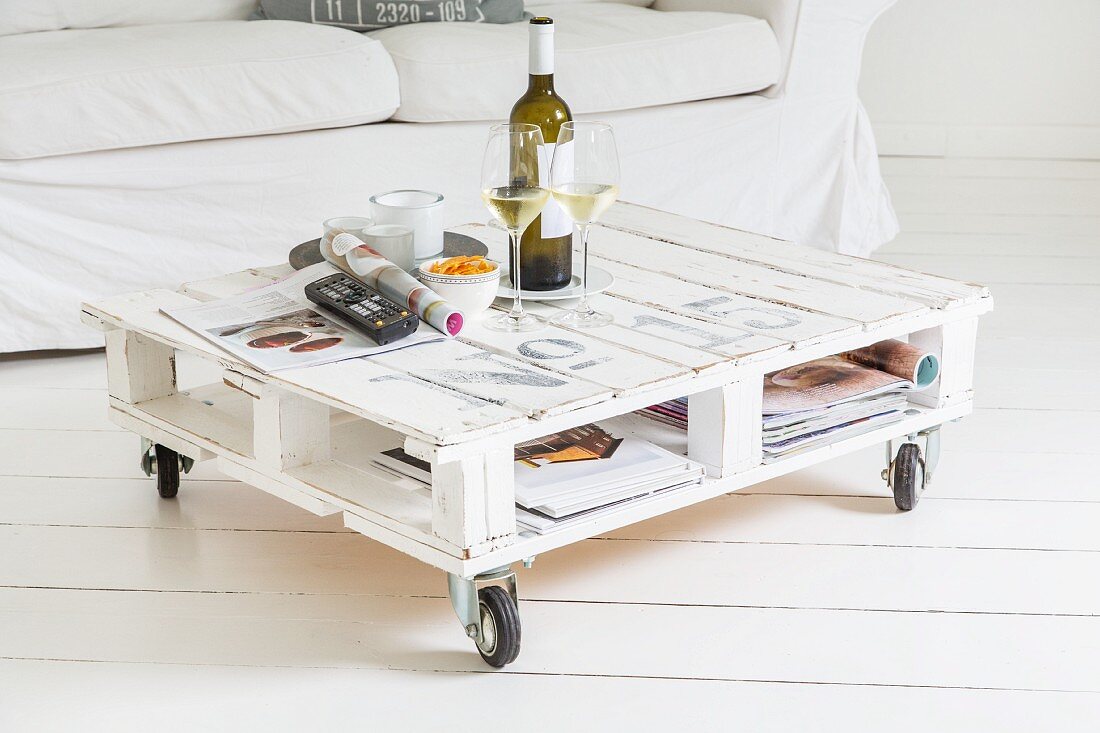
[
  {"xmin": 161, "ymin": 262, "xmax": 444, "ymax": 372},
  {"xmin": 762, "ymin": 340, "xmax": 938, "ymax": 415},
  {"xmin": 372, "ymin": 423, "xmax": 706, "ymax": 533},
  {"xmin": 635, "ymin": 339, "xmax": 939, "ymax": 462}
]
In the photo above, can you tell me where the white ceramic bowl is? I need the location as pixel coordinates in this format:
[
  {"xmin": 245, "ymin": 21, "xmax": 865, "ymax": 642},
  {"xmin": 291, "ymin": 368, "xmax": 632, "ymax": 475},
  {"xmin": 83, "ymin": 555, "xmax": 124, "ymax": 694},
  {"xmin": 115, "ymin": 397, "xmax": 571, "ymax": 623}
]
[{"xmin": 418, "ymin": 258, "xmax": 502, "ymax": 318}]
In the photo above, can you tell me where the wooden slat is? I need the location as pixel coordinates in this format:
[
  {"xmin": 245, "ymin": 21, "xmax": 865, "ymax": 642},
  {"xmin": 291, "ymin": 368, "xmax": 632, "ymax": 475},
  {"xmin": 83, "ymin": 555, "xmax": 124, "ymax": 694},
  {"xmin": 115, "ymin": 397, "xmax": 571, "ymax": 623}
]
[
  {"xmin": 596, "ymin": 258, "xmax": 861, "ymax": 347},
  {"xmin": 457, "ymin": 221, "xmax": 855, "ymax": 347},
  {"xmin": 458, "ymin": 316, "xmax": 695, "ymax": 396},
  {"xmin": 584, "ymin": 225, "xmax": 929, "ymax": 326},
  {"xmin": 370, "ymin": 339, "xmax": 612, "ymax": 419},
  {"xmin": 521, "ymin": 294, "xmax": 790, "ymax": 369},
  {"xmin": 278, "ymin": 358, "xmax": 528, "ymax": 443},
  {"xmin": 602, "ymin": 202, "xmax": 989, "ymax": 308},
  {"xmin": 82, "ymin": 290, "xmax": 531, "ymax": 444}
]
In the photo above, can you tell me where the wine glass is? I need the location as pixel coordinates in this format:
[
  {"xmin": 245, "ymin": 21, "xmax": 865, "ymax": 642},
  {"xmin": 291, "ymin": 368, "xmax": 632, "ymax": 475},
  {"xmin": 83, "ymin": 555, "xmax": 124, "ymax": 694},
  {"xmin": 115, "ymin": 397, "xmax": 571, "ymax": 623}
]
[
  {"xmin": 480, "ymin": 123, "xmax": 550, "ymax": 333},
  {"xmin": 549, "ymin": 121, "xmax": 620, "ymax": 328}
]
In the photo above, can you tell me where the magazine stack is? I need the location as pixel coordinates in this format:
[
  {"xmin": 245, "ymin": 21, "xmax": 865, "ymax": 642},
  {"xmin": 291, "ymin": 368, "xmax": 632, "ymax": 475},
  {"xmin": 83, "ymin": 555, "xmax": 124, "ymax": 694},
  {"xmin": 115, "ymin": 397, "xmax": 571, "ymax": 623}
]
[
  {"xmin": 374, "ymin": 424, "xmax": 705, "ymax": 536},
  {"xmin": 637, "ymin": 339, "xmax": 940, "ymax": 463}
]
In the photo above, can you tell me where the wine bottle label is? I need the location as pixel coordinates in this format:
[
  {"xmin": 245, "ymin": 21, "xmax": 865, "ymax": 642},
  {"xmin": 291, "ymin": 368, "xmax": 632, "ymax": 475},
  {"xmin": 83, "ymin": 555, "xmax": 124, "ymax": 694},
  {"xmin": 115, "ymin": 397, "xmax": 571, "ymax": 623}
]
[{"xmin": 538, "ymin": 141, "xmax": 572, "ymax": 238}]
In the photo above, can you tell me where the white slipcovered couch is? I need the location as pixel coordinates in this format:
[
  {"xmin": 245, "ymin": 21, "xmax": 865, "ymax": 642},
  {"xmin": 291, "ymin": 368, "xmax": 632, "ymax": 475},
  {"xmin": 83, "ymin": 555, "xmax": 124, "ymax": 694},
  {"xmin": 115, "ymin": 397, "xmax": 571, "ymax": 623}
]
[{"xmin": 0, "ymin": 0, "xmax": 898, "ymax": 352}]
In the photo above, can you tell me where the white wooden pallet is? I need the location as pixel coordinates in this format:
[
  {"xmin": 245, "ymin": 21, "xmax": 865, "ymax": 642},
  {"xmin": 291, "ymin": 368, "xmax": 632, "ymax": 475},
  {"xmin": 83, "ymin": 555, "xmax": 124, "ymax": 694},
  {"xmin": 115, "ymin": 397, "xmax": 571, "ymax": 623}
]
[{"xmin": 81, "ymin": 202, "xmax": 992, "ymax": 665}]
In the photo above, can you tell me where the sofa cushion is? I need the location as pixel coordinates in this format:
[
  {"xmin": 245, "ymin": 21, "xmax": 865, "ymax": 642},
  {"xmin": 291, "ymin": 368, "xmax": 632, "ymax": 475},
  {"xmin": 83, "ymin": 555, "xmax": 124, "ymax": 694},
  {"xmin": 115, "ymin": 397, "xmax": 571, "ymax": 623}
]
[
  {"xmin": 254, "ymin": 0, "xmax": 527, "ymax": 30},
  {"xmin": 0, "ymin": 20, "xmax": 399, "ymax": 160},
  {"xmin": 373, "ymin": 3, "xmax": 780, "ymax": 122},
  {"xmin": 0, "ymin": 0, "xmax": 258, "ymax": 36}
]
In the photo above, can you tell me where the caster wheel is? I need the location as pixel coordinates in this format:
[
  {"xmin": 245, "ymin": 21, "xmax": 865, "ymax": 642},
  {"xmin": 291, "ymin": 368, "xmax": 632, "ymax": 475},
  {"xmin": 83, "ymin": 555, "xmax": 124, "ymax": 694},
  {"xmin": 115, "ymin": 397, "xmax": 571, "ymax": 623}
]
[
  {"xmin": 475, "ymin": 585, "xmax": 521, "ymax": 668},
  {"xmin": 154, "ymin": 443, "xmax": 180, "ymax": 499},
  {"xmin": 891, "ymin": 442, "xmax": 923, "ymax": 512}
]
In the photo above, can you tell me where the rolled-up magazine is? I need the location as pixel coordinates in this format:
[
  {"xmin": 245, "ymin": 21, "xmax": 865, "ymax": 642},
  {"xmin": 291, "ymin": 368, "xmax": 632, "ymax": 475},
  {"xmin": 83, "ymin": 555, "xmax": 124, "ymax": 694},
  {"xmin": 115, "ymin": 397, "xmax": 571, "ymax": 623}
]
[
  {"xmin": 763, "ymin": 340, "xmax": 939, "ymax": 416},
  {"xmin": 841, "ymin": 339, "xmax": 939, "ymax": 387},
  {"xmin": 322, "ymin": 232, "xmax": 464, "ymax": 336}
]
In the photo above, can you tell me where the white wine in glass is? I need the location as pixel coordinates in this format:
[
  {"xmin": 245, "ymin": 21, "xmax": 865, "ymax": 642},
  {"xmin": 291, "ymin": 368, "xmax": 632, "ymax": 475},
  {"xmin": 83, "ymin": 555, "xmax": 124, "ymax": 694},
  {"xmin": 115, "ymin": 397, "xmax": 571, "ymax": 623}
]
[
  {"xmin": 552, "ymin": 182, "xmax": 620, "ymax": 224},
  {"xmin": 481, "ymin": 185, "xmax": 549, "ymax": 233},
  {"xmin": 480, "ymin": 123, "xmax": 549, "ymax": 333},
  {"xmin": 549, "ymin": 121, "xmax": 620, "ymax": 328}
]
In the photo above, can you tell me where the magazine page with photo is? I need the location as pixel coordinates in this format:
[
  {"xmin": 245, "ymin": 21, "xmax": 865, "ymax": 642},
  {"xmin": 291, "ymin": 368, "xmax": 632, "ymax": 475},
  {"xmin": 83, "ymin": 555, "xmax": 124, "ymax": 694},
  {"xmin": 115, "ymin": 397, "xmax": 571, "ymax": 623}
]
[{"xmin": 162, "ymin": 263, "xmax": 444, "ymax": 372}]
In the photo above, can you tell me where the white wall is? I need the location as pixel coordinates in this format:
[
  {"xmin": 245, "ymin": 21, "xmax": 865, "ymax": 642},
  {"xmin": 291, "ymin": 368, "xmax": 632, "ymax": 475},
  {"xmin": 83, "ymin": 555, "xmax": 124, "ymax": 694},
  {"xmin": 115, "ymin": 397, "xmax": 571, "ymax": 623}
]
[{"xmin": 859, "ymin": 0, "xmax": 1100, "ymax": 158}]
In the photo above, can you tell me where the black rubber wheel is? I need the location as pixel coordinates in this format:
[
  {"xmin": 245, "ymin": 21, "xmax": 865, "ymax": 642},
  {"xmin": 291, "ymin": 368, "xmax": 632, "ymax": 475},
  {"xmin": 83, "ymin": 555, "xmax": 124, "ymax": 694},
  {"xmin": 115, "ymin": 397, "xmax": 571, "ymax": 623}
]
[
  {"xmin": 154, "ymin": 443, "xmax": 180, "ymax": 499},
  {"xmin": 892, "ymin": 442, "xmax": 923, "ymax": 512},
  {"xmin": 475, "ymin": 585, "xmax": 521, "ymax": 668}
]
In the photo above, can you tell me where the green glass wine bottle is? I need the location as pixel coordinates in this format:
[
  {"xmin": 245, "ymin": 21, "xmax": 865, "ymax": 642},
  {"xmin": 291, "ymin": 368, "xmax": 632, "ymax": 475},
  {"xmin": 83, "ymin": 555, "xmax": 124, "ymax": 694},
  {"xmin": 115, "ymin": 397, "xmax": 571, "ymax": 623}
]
[{"xmin": 509, "ymin": 16, "xmax": 573, "ymax": 291}]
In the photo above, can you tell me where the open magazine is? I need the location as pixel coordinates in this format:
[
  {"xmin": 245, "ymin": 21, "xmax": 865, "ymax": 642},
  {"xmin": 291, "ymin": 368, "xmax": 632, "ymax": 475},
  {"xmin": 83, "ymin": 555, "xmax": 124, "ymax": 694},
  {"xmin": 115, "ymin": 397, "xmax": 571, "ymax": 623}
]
[{"xmin": 162, "ymin": 262, "xmax": 444, "ymax": 372}]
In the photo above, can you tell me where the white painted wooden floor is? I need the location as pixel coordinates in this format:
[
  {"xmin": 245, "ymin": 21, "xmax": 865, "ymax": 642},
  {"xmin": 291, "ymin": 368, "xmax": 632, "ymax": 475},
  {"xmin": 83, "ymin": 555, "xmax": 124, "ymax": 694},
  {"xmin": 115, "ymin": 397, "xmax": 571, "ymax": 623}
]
[{"xmin": 2, "ymin": 157, "xmax": 1099, "ymax": 731}]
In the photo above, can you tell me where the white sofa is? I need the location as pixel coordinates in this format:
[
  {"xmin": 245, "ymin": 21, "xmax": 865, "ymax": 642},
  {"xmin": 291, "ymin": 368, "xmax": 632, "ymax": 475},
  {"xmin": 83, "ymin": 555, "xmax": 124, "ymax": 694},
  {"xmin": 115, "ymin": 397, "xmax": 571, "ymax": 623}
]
[{"xmin": 0, "ymin": 0, "xmax": 899, "ymax": 352}]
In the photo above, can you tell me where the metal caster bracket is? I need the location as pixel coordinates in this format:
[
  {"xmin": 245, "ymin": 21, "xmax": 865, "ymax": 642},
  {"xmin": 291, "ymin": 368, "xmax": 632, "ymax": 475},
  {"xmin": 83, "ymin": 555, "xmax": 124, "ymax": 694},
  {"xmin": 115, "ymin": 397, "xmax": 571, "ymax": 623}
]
[
  {"xmin": 883, "ymin": 424, "xmax": 942, "ymax": 492},
  {"xmin": 140, "ymin": 438, "xmax": 194, "ymax": 477},
  {"xmin": 447, "ymin": 565, "xmax": 518, "ymax": 647}
]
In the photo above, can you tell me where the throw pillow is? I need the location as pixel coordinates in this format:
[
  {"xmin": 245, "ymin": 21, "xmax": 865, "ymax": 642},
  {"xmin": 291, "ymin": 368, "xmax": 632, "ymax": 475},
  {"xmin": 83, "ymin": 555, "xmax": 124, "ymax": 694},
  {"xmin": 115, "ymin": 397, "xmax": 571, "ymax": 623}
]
[{"xmin": 254, "ymin": 0, "xmax": 527, "ymax": 30}]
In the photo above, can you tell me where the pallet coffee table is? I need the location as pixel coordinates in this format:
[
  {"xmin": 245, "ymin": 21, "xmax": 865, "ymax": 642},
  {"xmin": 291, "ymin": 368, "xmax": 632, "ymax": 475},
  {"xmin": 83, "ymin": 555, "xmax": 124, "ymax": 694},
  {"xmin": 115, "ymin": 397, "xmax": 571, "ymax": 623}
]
[{"xmin": 81, "ymin": 202, "xmax": 993, "ymax": 667}]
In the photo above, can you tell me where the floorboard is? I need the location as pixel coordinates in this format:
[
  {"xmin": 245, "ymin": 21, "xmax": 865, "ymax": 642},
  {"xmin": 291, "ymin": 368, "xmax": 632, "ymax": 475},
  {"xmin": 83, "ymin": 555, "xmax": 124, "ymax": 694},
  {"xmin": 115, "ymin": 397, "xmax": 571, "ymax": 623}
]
[
  {"xmin": 4, "ymin": 659, "xmax": 1097, "ymax": 733},
  {"xmin": 3, "ymin": 588, "xmax": 1098, "ymax": 692}
]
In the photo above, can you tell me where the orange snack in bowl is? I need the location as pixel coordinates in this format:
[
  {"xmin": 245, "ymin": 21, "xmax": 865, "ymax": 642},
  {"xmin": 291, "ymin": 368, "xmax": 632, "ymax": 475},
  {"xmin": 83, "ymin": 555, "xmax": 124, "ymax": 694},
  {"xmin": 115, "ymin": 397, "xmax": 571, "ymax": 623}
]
[{"xmin": 429, "ymin": 255, "xmax": 496, "ymax": 276}]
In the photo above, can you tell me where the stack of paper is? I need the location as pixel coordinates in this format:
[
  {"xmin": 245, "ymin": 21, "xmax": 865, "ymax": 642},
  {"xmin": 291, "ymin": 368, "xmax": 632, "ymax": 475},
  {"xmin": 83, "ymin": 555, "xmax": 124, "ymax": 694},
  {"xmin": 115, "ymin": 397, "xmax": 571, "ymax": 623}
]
[
  {"xmin": 636, "ymin": 397, "xmax": 687, "ymax": 429},
  {"xmin": 632, "ymin": 340, "xmax": 940, "ymax": 464},
  {"xmin": 373, "ymin": 423, "xmax": 705, "ymax": 536},
  {"xmin": 513, "ymin": 425, "xmax": 703, "ymax": 528}
]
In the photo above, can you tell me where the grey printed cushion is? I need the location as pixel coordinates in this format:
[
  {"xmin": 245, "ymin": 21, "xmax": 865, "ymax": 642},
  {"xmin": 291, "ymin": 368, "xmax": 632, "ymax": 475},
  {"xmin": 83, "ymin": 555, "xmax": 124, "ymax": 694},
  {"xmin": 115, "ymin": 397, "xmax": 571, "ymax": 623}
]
[{"xmin": 254, "ymin": 0, "xmax": 527, "ymax": 29}]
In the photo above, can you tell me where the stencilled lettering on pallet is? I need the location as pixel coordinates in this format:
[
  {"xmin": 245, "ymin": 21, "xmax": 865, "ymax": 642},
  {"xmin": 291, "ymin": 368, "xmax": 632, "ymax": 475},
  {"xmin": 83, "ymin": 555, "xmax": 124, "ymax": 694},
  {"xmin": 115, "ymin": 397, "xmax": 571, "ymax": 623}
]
[
  {"xmin": 371, "ymin": 340, "xmax": 611, "ymax": 417},
  {"xmin": 457, "ymin": 319, "xmax": 693, "ymax": 395},
  {"xmin": 598, "ymin": 258, "xmax": 860, "ymax": 346}
]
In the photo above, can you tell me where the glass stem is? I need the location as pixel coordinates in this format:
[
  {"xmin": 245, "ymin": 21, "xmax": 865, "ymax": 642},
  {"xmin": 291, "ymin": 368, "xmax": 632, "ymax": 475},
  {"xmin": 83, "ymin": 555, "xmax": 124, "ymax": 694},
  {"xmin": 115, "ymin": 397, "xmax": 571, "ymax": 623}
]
[
  {"xmin": 509, "ymin": 229, "xmax": 524, "ymax": 321},
  {"xmin": 576, "ymin": 223, "xmax": 593, "ymax": 316}
]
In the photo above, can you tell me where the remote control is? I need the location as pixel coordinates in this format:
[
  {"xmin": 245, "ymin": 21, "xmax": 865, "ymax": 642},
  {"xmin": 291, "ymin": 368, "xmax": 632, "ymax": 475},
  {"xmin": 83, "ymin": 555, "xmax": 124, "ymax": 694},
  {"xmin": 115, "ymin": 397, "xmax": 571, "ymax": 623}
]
[{"xmin": 304, "ymin": 273, "xmax": 419, "ymax": 346}]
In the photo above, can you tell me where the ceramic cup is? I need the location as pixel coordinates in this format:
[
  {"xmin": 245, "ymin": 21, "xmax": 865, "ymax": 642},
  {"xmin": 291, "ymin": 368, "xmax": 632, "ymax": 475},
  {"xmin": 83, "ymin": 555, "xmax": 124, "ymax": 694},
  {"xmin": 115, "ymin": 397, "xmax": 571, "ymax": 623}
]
[
  {"xmin": 360, "ymin": 223, "xmax": 415, "ymax": 271},
  {"xmin": 321, "ymin": 216, "xmax": 373, "ymax": 268},
  {"xmin": 369, "ymin": 190, "xmax": 444, "ymax": 261}
]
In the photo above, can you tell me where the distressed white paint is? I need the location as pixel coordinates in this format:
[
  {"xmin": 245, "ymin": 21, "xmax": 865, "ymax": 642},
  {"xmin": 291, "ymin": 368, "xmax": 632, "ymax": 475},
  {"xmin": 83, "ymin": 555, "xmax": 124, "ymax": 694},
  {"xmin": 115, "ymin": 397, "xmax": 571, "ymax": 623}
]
[
  {"xmin": 595, "ymin": 258, "xmax": 861, "ymax": 347},
  {"xmin": 908, "ymin": 317, "xmax": 980, "ymax": 409},
  {"xmin": 83, "ymin": 206, "xmax": 990, "ymax": 575},
  {"xmin": 404, "ymin": 440, "xmax": 516, "ymax": 554},
  {"xmin": 253, "ymin": 385, "xmax": 331, "ymax": 470},
  {"xmin": 371, "ymin": 339, "xmax": 611, "ymax": 419},
  {"xmin": 104, "ymin": 329, "xmax": 176, "ymax": 404},
  {"xmin": 687, "ymin": 377, "xmax": 764, "ymax": 478},
  {"xmin": 523, "ymin": 295, "xmax": 789, "ymax": 370},
  {"xmin": 459, "ymin": 316, "xmax": 694, "ymax": 395},
  {"xmin": 585, "ymin": 226, "xmax": 928, "ymax": 326},
  {"xmin": 600, "ymin": 203, "xmax": 989, "ymax": 308},
  {"xmin": 84, "ymin": 289, "xmax": 529, "ymax": 444}
]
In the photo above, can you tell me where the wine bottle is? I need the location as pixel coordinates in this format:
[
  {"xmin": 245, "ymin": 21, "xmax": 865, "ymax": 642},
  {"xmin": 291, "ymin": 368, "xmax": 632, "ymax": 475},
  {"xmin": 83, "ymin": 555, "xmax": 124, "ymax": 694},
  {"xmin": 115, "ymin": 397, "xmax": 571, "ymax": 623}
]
[{"xmin": 509, "ymin": 16, "xmax": 573, "ymax": 291}]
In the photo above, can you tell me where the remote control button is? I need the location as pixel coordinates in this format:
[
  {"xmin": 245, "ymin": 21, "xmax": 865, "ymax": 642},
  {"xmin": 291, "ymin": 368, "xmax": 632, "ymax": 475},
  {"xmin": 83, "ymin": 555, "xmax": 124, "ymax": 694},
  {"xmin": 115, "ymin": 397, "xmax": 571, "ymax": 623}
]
[{"xmin": 344, "ymin": 293, "xmax": 367, "ymax": 305}]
